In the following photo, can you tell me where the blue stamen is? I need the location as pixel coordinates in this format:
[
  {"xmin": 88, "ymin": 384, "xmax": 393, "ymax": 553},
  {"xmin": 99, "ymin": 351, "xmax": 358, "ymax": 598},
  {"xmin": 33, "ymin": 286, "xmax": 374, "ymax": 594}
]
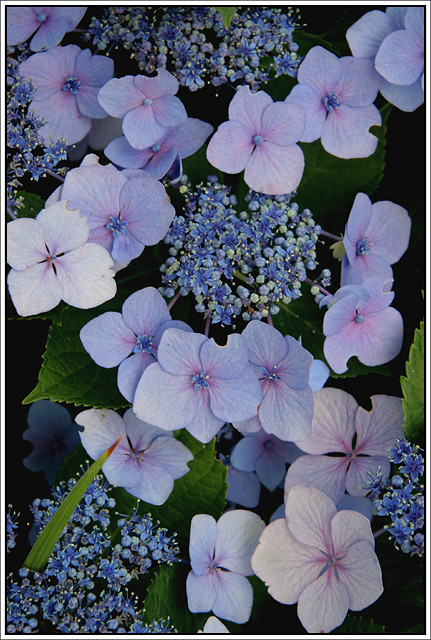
[
  {"xmin": 151, "ymin": 143, "xmax": 161, "ymax": 153},
  {"xmin": 259, "ymin": 365, "xmax": 279, "ymax": 381},
  {"xmin": 37, "ymin": 12, "xmax": 47, "ymax": 22},
  {"xmin": 143, "ymin": 98, "xmax": 153, "ymax": 106},
  {"xmin": 191, "ymin": 371, "xmax": 209, "ymax": 390},
  {"xmin": 356, "ymin": 237, "xmax": 373, "ymax": 256},
  {"xmin": 62, "ymin": 76, "xmax": 81, "ymax": 95},
  {"xmin": 133, "ymin": 334, "xmax": 153, "ymax": 354},
  {"xmin": 106, "ymin": 215, "xmax": 129, "ymax": 237},
  {"xmin": 355, "ymin": 313, "xmax": 365, "ymax": 324},
  {"xmin": 253, "ymin": 134, "xmax": 264, "ymax": 146},
  {"xmin": 322, "ymin": 92, "xmax": 341, "ymax": 112}
]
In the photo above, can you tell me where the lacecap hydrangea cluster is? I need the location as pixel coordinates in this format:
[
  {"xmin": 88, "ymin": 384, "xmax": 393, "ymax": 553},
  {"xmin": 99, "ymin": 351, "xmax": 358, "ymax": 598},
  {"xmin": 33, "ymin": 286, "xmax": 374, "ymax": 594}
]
[
  {"xmin": 84, "ymin": 5, "xmax": 302, "ymax": 92},
  {"xmin": 7, "ymin": 473, "xmax": 178, "ymax": 634}
]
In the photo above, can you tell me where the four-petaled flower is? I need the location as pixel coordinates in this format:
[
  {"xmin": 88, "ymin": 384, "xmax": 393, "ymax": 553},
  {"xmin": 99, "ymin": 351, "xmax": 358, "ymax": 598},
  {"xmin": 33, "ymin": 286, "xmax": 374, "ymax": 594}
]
[{"xmin": 7, "ymin": 6, "xmax": 87, "ymax": 51}]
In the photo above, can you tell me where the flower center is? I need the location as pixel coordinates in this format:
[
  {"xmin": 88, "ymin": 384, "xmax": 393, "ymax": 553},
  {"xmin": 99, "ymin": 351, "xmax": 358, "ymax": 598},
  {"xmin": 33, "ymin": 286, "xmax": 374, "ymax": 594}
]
[
  {"xmin": 355, "ymin": 313, "xmax": 365, "ymax": 324},
  {"xmin": 143, "ymin": 98, "xmax": 153, "ymax": 106},
  {"xmin": 106, "ymin": 215, "xmax": 129, "ymax": 237},
  {"xmin": 253, "ymin": 134, "xmax": 264, "ymax": 146},
  {"xmin": 37, "ymin": 12, "xmax": 47, "ymax": 22},
  {"xmin": 322, "ymin": 92, "xmax": 341, "ymax": 112},
  {"xmin": 133, "ymin": 334, "xmax": 153, "ymax": 354},
  {"xmin": 264, "ymin": 440, "xmax": 273, "ymax": 450},
  {"xmin": 191, "ymin": 371, "xmax": 209, "ymax": 390},
  {"xmin": 62, "ymin": 76, "xmax": 81, "ymax": 95},
  {"xmin": 356, "ymin": 237, "xmax": 373, "ymax": 256},
  {"xmin": 151, "ymin": 143, "xmax": 161, "ymax": 153},
  {"xmin": 259, "ymin": 365, "xmax": 279, "ymax": 382}
]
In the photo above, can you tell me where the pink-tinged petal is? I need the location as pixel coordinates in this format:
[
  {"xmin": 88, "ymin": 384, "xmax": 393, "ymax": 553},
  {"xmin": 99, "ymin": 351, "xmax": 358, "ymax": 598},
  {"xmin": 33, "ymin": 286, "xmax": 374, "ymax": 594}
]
[
  {"xmin": 405, "ymin": 7, "xmax": 424, "ymax": 47},
  {"xmin": 122, "ymin": 286, "xmax": 171, "ymax": 336},
  {"xmin": 157, "ymin": 328, "xmax": 206, "ymax": 375},
  {"xmin": 230, "ymin": 436, "xmax": 263, "ymax": 472},
  {"xmin": 206, "ymin": 121, "xmax": 254, "ymax": 173},
  {"xmin": 31, "ymin": 92, "xmax": 92, "ymax": 146},
  {"xmin": 242, "ymin": 320, "xmax": 287, "ymax": 369},
  {"xmin": 134, "ymin": 69, "xmax": 179, "ymax": 99},
  {"xmin": 298, "ymin": 387, "xmax": 357, "ymax": 455},
  {"xmin": 286, "ymin": 485, "xmax": 336, "ymax": 550},
  {"xmin": 284, "ymin": 455, "xmax": 349, "ymax": 506},
  {"xmin": 228, "ymin": 85, "xmax": 272, "ymax": 133},
  {"xmin": 151, "ymin": 94, "xmax": 187, "ymax": 128},
  {"xmin": 30, "ymin": 16, "xmax": 70, "ymax": 51},
  {"xmin": 344, "ymin": 193, "xmax": 373, "ymax": 265},
  {"xmin": 323, "ymin": 324, "xmax": 364, "ymax": 374},
  {"xmin": 62, "ymin": 163, "xmax": 122, "ymax": 221},
  {"xmin": 245, "ymin": 142, "xmax": 304, "ymax": 195},
  {"xmin": 297, "ymin": 570, "xmax": 350, "ymax": 633},
  {"xmin": 105, "ymin": 136, "xmax": 154, "ymax": 169},
  {"xmin": 255, "ymin": 449, "xmax": 287, "ymax": 490},
  {"xmin": 336, "ymin": 540, "xmax": 383, "ymax": 610},
  {"xmin": 152, "ymin": 319, "xmax": 193, "ymax": 352},
  {"xmin": 118, "ymin": 352, "xmax": 154, "ymax": 403},
  {"xmin": 357, "ymin": 306, "xmax": 403, "ymax": 367},
  {"xmin": 331, "ymin": 509, "xmax": 375, "ymax": 555},
  {"xmin": 88, "ymin": 225, "xmax": 114, "ymax": 254},
  {"xmin": 80, "ymin": 312, "xmax": 135, "ymax": 368},
  {"xmin": 341, "ymin": 253, "xmax": 393, "ymax": 286},
  {"xmin": 232, "ymin": 414, "xmax": 262, "ymax": 434},
  {"xmin": 359, "ymin": 277, "xmax": 394, "ymax": 314},
  {"xmin": 76, "ymin": 85, "xmax": 109, "ymax": 119},
  {"xmin": 189, "ymin": 514, "xmax": 217, "ymax": 575},
  {"xmin": 7, "ymin": 7, "xmax": 39, "ymax": 45},
  {"xmin": 76, "ymin": 408, "xmax": 125, "ymax": 460},
  {"xmin": 111, "ymin": 232, "xmax": 144, "ymax": 263},
  {"xmin": 8, "ymin": 262, "xmax": 62, "ymax": 317},
  {"xmin": 186, "ymin": 571, "xmax": 216, "ymax": 614},
  {"xmin": 211, "ymin": 571, "xmax": 254, "ymax": 623},
  {"xmin": 200, "ymin": 333, "xmax": 247, "ymax": 379},
  {"xmin": 123, "ymin": 105, "xmax": 168, "ymax": 150},
  {"xmin": 7, "ymin": 218, "xmax": 47, "ymax": 270},
  {"xmin": 297, "ymin": 46, "xmax": 342, "ymax": 96},
  {"xmin": 168, "ymin": 118, "xmax": 214, "ymax": 158},
  {"xmin": 19, "ymin": 46, "xmax": 77, "ymax": 99},
  {"xmin": 54, "ymin": 243, "xmax": 116, "ymax": 309},
  {"xmin": 261, "ymin": 101, "xmax": 305, "ymax": 145},
  {"xmin": 145, "ymin": 147, "xmax": 177, "ymax": 179},
  {"xmin": 201, "ymin": 617, "xmax": 229, "ymax": 633},
  {"xmin": 259, "ymin": 380, "xmax": 314, "ymax": 442},
  {"xmin": 379, "ymin": 76, "xmax": 424, "ymax": 112},
  {"xmin": 278, "ymin": 336, "xmax": 312, "ymax": 390},
  {"xmin": 251, "ymin": 518, "xmax": 323, "ymax": 604},
  {"xmin": 335, "ymin": 57, "xmax": 380, "ymax": 106},
  {"xmin": 75, "ymin": 49, "xmax": 114, "ymax": 89},
  {"xmin": 346, "ymin": 10, "xmax": 393, "ymax": 59},
  {"xmin": 186, "ymin": 390, "xmax": 225, "ymax": 443},
  {"xmin": 285, "ymin": 83, "xmax": 326, "ymax": 143},
  {"xmin": 215, "ymin": 510, "xmax": 265, "ymax": 576},
  {"xmin": 122, "ymin": 460, "xmax": 175, "ymax": 505},
  {"xmin": 133, "ymin": 363, "xmax": 197, "ymax": 430},
  {"xmin": 143, "ymin": 435, "xmax": 193, "ymax": 480},
  {"xmin": 36, "ymin": 201, "xmax": 89, "ymax": 256},
  {"xmin": 376, "ymin": 30, "xmax": 423, "ymax": 86},
  {"xmin": 97, "ymin": 76, "xmax": 144, "ymax": 118},
  {"xmin": 322, "ymin": 103, "xmax": 381, "ymax": 159},
  {"xmin": 367, "ymin": 200, "xmax": 411, "ymax": 264},
  {"xmin": 226, "ymin": 467, "xmax": 261, "ymax": 508},
  {"xmin": 122, "ymin": 407, "xmax": 170, "ymax": 449},
  {"xmin": 355, "ymin": 395, "xmax": 403, "ymax": 455},
  {"xmin": 346, "ymin": 455, "xmax": 390, "ymax": 497}
]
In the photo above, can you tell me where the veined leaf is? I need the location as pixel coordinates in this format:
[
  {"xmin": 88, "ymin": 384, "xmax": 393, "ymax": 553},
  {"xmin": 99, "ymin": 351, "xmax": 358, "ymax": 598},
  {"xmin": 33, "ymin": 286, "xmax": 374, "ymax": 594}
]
[
  {"xmin": 216, "ymin": 6, "xmax": 236, "ymax": 29},
  {"xmin": 401, "ymin": 320, "xmax": 424, "ymax": 442}
]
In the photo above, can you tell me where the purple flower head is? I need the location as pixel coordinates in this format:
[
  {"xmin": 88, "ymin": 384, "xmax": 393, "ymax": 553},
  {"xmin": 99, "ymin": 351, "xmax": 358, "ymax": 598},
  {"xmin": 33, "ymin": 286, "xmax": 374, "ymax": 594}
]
[
  {"xmin": 7, "ymin": 200, "xmax": 116, "ymax": 317},
  {"xmin": 80, "ymin": 286, "xmax": 192, "ymax": 403},
  {"xmin": 7, "ymin": 6, "xmax": 86, "ymax": 51},
  {"xmin": 18, "ymin": 45, "xmax": 114, "ymax": 145},
  {"xmin": 55, "ymin": 159, "xmax": 175, "ymax": 264},
  {"xmin": 105, "ymin": 117, "xmax": 213, "ymax": 181},
  {"xmin": 347, "ymin": 7, "xmax": 424, "ymax": 112},
  {"xmin": 98, "ymin": 69, "xmax": 188, "ymax": 150},
  {"xmin": 285, "ymin": 46, "xmax": 381, "ymax": 158},
  {"xmin": 284, "ymin": 388, "xmax": 404, "ymax": 504},
  {"xmin": 341, "ymin": 192, "xmax": 411, "ymax": 286},
  {"xmin": 206, "ymin": 85, "xmax": 306, "ymax": 195},
  {"xmin": 230, "ymin": 428, "xmax": 303, "ymax": 491},
  {"xmin": 23, "ymin": 400, "xmax": 80, "ymax": 485},
  {"xmin": 252, "ymin": 485, "xmax": 383, "ymax": 633},
  {"xmin": 186, "ymin": 510, "xmax": 265, "ymax": 623},
  {"xmin": 323, "ymin": 277, "xmax": 404, "ymax": 374},
  {"xmin": 76, "ymin": 408, "xmax": 193, "ymax": 506},
  {"xmin": 133, "ymin": 328, "xmax": 263, "ymax": 443},
  {"xmin": 233, "ymin": 321, "xmax": 314, "ymax": 442}
]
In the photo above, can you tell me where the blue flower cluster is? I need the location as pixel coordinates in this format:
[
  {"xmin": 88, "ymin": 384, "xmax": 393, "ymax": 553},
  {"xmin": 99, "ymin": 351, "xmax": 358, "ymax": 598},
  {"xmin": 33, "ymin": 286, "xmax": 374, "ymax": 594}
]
[
  {"xmin": 7, "ymin": 44, "xmax": 68, "ymax": 216},
  {"xmin": 160, "ymin": 177, "xmax": 323, "ymax": 326},
  {"xmin": 84, "ymin": 6, "xmax": 301, "ymax": 92},
  {"xmin": 365, "ymin": 438, "xmax": 424, "ymax": 557},
  {"xmin": 6, "ymin": 507, "xmax": 19, "ymax": 552},
  {"xmin": 7, "ymin": 473, "xmax": 179, "ymax": 633}
]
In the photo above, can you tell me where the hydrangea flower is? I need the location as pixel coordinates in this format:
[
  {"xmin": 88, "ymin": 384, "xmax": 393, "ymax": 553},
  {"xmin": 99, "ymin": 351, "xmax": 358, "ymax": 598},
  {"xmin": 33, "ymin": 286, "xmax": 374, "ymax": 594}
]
[
  {"xmin": 347, "ymin": 7, "xmax": 424, "ymax": 112},
  {"xmin": 207, "ymin": 85, "xmax": 306, "ymax": 195},
  {"xmin": 341, "ymin": 192, "xmax": 411, "ymax": 285},
  {"xmin": 80, "ymin": 287, "xmax": 192, "ymax": 403},
  {"xmin": 105, "ymin": 117, "xmax": 213, "ymax": 181},
  {"xmin": 7, "ymin": 200, "xmax": 116, "ymax": 317},
  {"xmin": 284, "ymin": 388, "xmax": 404, "ymax": 504},
  {"xmin": 133, "ymin": 327, "xmax": 263, "ymax": 443},
  {"xmin": 233, "ymin": 321, "xmax": 314, "ymax": 442},
  {"xmin": 186, "ymin": 510, "xmax": 265, "ymax": 623},
  {"xmin": 18, "ymin": 45, "xmax": 114, "ymax": 145},
  {"xmin": 98, "ymin": 68, "xmax": 188, "ymax": 150},
  {"xmin": 7, "ymin": 6, "xmax": 87, "ymax": 51},
  {"xmin": 23, "ymin": 400, "xmax": 80, "ymax": 485},
  {"xmin": 76, "ymin": 408, "xmax": 193, "ymax": 505},
  {"xmin": 53, "ymin": 158, "xmax": 175, "ymax": 264},
  {"xmin": 285, "ymin": 45, "xmax": 381, "ymax": 158},
  {"xmin": 322, "ymin": 277, "xmax": 403, "ymax": 374},
  {"xmin": 251, "ymin": 485, "xmax": 383, "ymax": 633}
]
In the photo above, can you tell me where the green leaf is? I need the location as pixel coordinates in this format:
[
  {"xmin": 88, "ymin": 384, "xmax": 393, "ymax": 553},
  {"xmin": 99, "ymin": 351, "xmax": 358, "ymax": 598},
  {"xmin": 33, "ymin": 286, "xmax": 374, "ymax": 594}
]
[
  {"xmin": 143, "ymin": 563, "xmax": 207, "ymax": 633},
  {"xmin": 181, "ymin": 144, "xmax": 223, "ymax": 188},
  {"xmin": 400, "ymin": 320, "xmax": 424, "ymax": 442},
  {"xmin": 23, "ymin": 436, "xmax": 124, "ymax": 573},
  {"xmin": 295, "ymin": 104, "xmax": 391, "ymax": 226},
  {"xmin": 110, "ymin": 430, "xmax": 227, "ymax": 549},
  {"xmin": 333, "ymin": 615, "xmax": 385, "ymax": 634},
  {"xmin": 23, "ymin": 300, "xmax": 130, "ymax": 409},
  {"xmin": 13, "ymin": 190, "xmax": 45, "ymax": 219},
  {"xmin": 216, "ymin": 6, "xmax": 236, "ymax": 30}
]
